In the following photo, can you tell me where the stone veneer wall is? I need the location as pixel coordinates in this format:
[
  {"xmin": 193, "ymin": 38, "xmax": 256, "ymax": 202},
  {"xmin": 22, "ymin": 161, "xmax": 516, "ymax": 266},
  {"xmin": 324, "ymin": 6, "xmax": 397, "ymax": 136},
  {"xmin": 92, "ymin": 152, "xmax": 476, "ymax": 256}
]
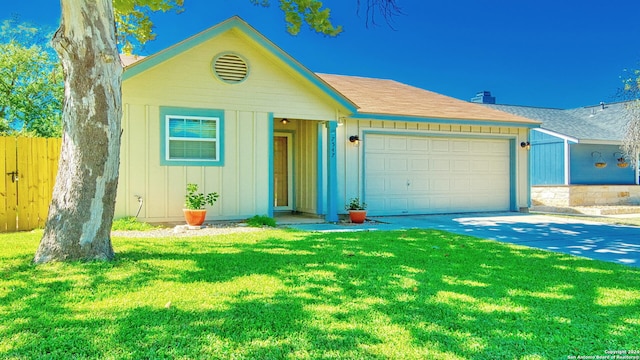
[{"xmin": 532, "ymin": 185, "xmax": 640, "ymax": 207}]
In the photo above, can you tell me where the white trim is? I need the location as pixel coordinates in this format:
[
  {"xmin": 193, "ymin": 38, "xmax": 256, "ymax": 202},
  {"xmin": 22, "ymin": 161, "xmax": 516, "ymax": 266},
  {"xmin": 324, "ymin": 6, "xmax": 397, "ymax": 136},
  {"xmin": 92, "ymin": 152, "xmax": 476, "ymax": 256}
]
[
  {"xmin": 578, "ymin": 139, "xmax": 623, "ymax": 145},
  {"xmin": 533, "ymin": 128, "xmax": 579, "ymax": 143},
  {"xmin": 564, "ymin": 138, "xmax": 571, "ymax": 185}
]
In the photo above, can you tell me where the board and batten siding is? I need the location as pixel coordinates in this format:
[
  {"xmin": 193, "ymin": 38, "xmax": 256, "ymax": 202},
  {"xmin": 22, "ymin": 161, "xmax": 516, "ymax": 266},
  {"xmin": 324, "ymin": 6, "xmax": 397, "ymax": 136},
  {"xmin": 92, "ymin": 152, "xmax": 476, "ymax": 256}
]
[
  {"xmin": 338, "ymin": 119, "xmax": 531, "ymax": 213},
  {"xmin": 118, "ymin": 105, "xmax": 271, "ymax": 222},
  {"xmin": 118, "ymin": 29, "xmax": 344, "ymax": 222},
  {"xmin": 530, "ymin": 130, "xmax": 566, "ymax": 185}
]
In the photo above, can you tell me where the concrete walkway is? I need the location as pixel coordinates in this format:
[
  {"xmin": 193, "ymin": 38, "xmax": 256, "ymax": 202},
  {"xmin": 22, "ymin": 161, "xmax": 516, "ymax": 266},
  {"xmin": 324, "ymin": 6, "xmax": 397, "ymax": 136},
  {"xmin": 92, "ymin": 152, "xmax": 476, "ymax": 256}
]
[{"xmin": 287, "ymin": 212, "xmax": 640, "ymax": 268}]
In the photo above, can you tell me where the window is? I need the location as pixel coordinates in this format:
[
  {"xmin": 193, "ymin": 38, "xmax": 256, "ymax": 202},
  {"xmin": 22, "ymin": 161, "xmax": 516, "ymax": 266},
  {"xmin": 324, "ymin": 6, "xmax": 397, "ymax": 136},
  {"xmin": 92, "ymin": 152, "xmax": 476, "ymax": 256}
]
[{"xmin": 160, "ymin": 107, "xmax": 224, "ymax": 166}]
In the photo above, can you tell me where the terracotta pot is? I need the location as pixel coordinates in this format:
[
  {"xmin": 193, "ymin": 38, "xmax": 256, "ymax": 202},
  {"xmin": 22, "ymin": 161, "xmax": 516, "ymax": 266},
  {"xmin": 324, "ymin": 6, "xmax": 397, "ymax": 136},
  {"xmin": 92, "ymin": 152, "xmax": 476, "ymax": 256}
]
[
  {"xmin": 183, "ymin": 209, "xmax": 207, "ymax": 226},
  {"xmin": 348, "ymin": 210, "xmax": 367, "ymax": 224}
]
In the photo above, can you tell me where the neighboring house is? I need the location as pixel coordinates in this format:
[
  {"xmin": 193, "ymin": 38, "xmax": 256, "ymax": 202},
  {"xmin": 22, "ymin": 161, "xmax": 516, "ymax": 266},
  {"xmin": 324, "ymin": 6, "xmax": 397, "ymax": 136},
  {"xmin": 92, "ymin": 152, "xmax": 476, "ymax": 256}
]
[
  {"xmin": 115, "ymin": 16, "xmax": 539, "ymax": 223},
  {"xmin": 482, "ymin": 101, "xmax": 637, "ymax": 186}
]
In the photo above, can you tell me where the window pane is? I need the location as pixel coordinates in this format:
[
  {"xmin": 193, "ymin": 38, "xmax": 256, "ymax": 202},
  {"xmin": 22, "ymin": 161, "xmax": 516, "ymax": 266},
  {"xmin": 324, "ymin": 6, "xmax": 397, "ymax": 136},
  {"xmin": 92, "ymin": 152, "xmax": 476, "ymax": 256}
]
[
  {"xmin": 169, "ymin": 140, "xmax": 217, "ymax": 160},
  {"xmin": 169, "ymin": 118, "xmax": 185, "ymax": 137},
  {"xmin": 201, "ymin": 121, "xmax": 217, "ymax": 138},
  {"xmin": 169, "ymin": 117, "xmax": 217, "ymax": 139},
  {"xmin": 182, "ymin": 119, "xmax": 202, "ymax": 138}
]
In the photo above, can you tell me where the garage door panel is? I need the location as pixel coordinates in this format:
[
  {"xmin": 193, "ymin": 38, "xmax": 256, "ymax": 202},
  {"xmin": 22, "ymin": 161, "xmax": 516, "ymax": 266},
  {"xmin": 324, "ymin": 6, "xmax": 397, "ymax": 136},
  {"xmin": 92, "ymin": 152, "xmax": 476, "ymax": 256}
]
[
  {"xmin": 431, "ymin": 139, "xmax": 450, "ymax": 152},
  {"xmin": 366, "ymin": 157, "xmax": 386, "ymax": 172},
  {"xmin": 389, "ymin": 198, "xmax": 409, "ymax": 210},
  {"xmin": 367, "ymin": 136, "xmax": 386, "ymax": 151},
  {"xmin": 452, "ymin": 141, "xmax": 470, "ymax": 153},
  {"xmin": 388, "ymin": 137, "xmax": 408, "ymax": 151},
  {"xmin": 365, "ymin": 134, "xmax": 511, "ymax": 215},
  {"xmin": 365, "ymin": 177, "xmax": 385, "ymax": 193},
  {"xmin": 471, "ymin": 160, "xmax": 492, "ymax": 172},
  {"xmin": 431, "ymin": 159, "xmax": 451, "ymax": 171},
  {"xmin": 452, "ymin": 160, "xmax": 470, "ymax": 172},
  {"xmin": 430, "ymin": 178, "xmax": 451, "ymax": 192},
  {"xmin": 408, "ymin": 197, "xmax": 431, "ymax": 211},
  {"xmin": 489, "ymin": 160, "xmax": 509, "ymax": 173},
  {"xmin": 408, "ymin": 177, "xmax": 430, "ymax": 191},
  {"xmin": 410, "ymin": 159, "xmax": 429, "ymax": 171},
  {"xmin": 387, "ymin": 158, "xmax": 408, "ymax": 171},
  {"xmin": 430, "ymin": 196, "xmax": 452, "ymax": 211},
  {"xmin": 451, "ymin": 178, "xmax": 470, "ymax": 191},
  {"xmin": 409, "ymin": 138, "xmax": 429, "ymax": 151},
  {"xmin": 387, "ymin": 178, "xmax": 408, "ymax": 193}
]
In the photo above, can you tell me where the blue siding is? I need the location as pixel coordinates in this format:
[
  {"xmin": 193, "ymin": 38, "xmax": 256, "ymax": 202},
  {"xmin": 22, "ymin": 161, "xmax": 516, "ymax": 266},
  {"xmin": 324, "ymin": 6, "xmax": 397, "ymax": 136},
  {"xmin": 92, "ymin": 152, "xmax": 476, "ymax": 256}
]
[
  {"xmin": 570, "ymin": 144, "xmax": 636, "ymax": 184},
  {"xmin": 530, "ymin": 130, "xmax": 565, "ymax": 185}
]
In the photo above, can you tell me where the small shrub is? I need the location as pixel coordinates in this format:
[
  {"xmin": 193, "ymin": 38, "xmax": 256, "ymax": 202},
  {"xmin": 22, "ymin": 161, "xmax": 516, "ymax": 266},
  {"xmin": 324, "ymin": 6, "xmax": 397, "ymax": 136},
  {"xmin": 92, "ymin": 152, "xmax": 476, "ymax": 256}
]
[
  {"xmin": 345, "ymin": 197, "xmax": 366, "ymax": 210},
  {"xmin": 246, "ymin": 215, "xmax": 277, "ymax": 228},
  {"xmin": 185, "ymin": 183, "xmax": 219, "ymax": 210},
  {"xmin": 111, "ymin": 216, "xmax": 159, "ymax": 231}
]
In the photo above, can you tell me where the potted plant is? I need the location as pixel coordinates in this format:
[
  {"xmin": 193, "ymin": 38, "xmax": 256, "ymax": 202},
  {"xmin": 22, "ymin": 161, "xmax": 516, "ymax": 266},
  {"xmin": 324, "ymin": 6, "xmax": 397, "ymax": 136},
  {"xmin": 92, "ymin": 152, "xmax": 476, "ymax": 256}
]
[
  {"xmin": 345, "ymin": 197, "xmax": 367, "ymax": 224},
  {"xmin": 183, "ymin": 183, "xmax": 219, "ymax": 226}
]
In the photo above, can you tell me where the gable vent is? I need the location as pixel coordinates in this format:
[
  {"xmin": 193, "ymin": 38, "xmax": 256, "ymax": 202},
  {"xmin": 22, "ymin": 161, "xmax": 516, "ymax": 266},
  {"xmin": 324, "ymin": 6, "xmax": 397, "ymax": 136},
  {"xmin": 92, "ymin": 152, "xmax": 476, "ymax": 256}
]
[{"xmin": 213, "ymin": 53, "xmax": 248, "ymax": 84}]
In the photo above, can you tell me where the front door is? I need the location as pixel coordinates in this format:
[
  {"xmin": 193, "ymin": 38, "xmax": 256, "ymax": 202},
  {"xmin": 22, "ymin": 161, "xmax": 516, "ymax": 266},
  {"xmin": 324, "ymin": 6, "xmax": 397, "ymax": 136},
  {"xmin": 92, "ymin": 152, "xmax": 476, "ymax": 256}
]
[{"xmin": 274, "ymin": 133, "xmax": 293, "ymax": 210}]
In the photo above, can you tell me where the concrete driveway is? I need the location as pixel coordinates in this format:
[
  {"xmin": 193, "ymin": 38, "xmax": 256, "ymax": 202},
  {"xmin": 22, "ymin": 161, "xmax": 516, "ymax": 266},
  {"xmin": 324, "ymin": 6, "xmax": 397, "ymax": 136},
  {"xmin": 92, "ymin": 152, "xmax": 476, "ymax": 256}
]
[{"xmin": 289, "ymin": 213, "xmax": 640, "ymax": 268}]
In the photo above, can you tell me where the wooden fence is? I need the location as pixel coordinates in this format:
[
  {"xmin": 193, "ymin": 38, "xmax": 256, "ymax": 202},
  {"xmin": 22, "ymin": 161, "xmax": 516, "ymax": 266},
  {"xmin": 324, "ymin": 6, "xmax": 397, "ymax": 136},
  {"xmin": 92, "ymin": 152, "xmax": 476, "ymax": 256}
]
[{"xmin": 0, "ymin": 137, "xmax": 61, "ymax": 232}]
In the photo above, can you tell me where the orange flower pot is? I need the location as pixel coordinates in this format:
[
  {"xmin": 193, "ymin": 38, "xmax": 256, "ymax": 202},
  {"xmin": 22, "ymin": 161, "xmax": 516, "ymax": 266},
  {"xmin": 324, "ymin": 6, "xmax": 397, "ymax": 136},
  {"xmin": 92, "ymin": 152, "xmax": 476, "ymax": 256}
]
[
  {"xmin": 348, "ymin": 210, "xmax": 367, "ymax": 224},
  {"xmin": 183, "ymin": 209, "xmax": 207, "ymax": 226}
]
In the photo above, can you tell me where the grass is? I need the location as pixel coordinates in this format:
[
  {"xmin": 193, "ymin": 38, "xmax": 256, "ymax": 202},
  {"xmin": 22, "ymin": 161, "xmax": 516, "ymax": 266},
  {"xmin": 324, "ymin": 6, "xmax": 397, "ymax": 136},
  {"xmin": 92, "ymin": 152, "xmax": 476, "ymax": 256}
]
[
  {"xmin": 111, "ymin": 216, "xmax": 161, "ymax": 231},
  {"xmin": 246, "ymin": 215, "xmax": 277, "ymax": 228},
  {"xmin": 1, "ymin": 229, "xmax": 639, "ymax": 359}
]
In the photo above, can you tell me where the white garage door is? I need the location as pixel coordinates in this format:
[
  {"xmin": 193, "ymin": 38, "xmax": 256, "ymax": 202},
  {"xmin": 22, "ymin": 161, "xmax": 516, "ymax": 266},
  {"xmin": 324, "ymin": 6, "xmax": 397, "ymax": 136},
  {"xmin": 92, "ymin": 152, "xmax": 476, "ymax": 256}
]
[{"xmin": 364, "ymin": 134, "xmax": 511, "ymax": 215}]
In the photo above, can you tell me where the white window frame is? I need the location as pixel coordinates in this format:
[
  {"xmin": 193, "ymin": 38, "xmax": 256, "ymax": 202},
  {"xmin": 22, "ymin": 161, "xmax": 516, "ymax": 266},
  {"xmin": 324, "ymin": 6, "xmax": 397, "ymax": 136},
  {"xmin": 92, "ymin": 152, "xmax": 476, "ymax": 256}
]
[{"xmin": 165, "ymin": 115, "xmax": 220, "ymax": 163}]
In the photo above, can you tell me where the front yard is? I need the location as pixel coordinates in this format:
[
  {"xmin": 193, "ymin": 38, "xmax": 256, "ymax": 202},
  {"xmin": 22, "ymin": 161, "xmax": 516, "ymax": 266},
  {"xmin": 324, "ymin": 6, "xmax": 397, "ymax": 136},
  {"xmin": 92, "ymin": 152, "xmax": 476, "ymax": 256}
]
[{"xmin": 1, "ymin": 228, "xmax": 638, "ymax": 359}]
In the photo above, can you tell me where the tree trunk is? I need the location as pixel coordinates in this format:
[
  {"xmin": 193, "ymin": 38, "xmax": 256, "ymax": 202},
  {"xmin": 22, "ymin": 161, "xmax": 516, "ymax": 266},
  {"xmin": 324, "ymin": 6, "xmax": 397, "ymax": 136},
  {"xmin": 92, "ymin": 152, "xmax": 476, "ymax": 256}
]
[{"xmin": 34, "ymin": 0, "xmax": 122, "ymax": 263}]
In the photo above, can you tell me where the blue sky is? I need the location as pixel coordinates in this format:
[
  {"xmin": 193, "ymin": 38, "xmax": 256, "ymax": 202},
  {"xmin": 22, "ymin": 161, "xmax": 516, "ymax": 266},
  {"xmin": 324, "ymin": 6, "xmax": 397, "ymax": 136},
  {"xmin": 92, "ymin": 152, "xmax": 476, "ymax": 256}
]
[{"xmin": 4, "ymin": 0, "xmax": 640, "ymax": 109}]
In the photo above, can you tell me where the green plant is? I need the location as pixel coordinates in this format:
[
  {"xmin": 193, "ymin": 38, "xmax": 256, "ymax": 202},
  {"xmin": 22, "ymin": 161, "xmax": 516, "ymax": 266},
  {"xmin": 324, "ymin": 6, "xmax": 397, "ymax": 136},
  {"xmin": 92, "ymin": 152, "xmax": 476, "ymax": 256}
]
[
  {"xmin": 184, "ymin": 183, "xmax": 219, "ymax": 210},
  {"xmin": 111, "ymin": 216, "xmax": 159, "ymax": 231},
  {"xmin": 246, "ymin": 215, "xmax": 277, "ymax": 228},
  {"xmin": 345, "ymin": 197, "xmax": 367, "ymax": 211}
]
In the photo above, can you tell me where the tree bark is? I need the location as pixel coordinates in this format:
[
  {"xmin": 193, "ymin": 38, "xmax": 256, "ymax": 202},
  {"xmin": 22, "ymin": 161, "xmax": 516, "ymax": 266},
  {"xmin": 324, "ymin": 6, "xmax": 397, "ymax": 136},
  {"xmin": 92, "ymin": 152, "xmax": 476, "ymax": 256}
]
[{"xmin": 34, "ymin": 0, "xmax": 122, "ymax": 263}]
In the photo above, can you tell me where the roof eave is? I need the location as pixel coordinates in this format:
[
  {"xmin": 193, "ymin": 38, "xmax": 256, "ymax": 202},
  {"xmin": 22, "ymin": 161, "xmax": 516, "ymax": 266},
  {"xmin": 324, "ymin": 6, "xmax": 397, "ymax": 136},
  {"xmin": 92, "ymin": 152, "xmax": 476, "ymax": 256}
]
[
  {"xmin": 533, "ymin": 128, "xmax": 579, "ymax": 143},
  {"xmin": 576, "ymin": 139, "xmax": 623, "ymax": 145},
  {"xmin": 350, "ymin": 113, "xmax": 541, "ymax": 128}
]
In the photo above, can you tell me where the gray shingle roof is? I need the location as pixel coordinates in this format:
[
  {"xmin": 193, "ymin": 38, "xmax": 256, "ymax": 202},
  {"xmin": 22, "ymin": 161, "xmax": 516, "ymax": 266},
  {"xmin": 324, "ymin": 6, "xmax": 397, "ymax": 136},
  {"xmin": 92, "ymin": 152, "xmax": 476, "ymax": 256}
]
[{"xmin": 484, "ymin": 102, "xmax": 631, "ymax": 142}]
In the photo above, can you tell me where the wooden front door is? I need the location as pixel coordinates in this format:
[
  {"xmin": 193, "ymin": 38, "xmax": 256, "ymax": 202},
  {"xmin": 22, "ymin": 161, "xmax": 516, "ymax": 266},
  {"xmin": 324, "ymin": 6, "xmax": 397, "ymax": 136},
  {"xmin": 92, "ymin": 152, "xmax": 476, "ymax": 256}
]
[{"xmin": 273, "ymin": 134, "xmax": 293, "ymax": 210}]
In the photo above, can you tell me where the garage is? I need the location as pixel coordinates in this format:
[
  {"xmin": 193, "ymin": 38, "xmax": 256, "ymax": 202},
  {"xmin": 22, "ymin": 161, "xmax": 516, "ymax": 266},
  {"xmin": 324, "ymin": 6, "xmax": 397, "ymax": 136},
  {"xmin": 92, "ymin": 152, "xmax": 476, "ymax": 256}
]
[{"xmin": 364, "ymin": 133, "xmax": 512, "ymax": 215}]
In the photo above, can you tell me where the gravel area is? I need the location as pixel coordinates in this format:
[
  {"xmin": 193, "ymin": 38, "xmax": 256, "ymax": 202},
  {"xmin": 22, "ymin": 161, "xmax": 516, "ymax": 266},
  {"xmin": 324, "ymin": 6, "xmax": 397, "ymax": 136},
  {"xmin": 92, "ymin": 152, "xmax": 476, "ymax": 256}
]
[{"xmin": 111, "ymin": 223, "xmax": 267, "ymax": 238}]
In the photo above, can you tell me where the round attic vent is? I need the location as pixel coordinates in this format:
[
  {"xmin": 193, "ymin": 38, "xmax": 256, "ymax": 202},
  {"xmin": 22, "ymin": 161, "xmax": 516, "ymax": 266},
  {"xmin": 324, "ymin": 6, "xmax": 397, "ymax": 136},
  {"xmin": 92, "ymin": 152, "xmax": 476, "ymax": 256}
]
[{"xmin": 213, "ymin": 53, "xmax": 248, "ymax": 84}]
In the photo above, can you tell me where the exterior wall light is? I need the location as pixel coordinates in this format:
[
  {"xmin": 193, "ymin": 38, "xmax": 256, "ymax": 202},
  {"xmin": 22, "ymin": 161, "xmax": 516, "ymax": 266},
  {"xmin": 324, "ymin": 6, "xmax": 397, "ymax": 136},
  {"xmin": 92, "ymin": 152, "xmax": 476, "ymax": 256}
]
[
  {"xmin": 349, "ymin": 135, "xmax": 360, "ymax": 145},
  {"xmin": 280, "ymin": 118, "xmax": 289, "ymax": 125},
  {"xmin": 520, "ymin": 141, "xmax": 531, "ymax": 150}
]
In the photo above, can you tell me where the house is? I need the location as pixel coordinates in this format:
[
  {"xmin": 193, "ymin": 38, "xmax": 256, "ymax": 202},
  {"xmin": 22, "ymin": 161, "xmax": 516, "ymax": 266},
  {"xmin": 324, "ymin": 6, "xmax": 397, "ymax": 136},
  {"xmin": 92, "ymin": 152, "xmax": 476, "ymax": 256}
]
[
  {"xmin": 115, "ymin": 16, "xmax": 539, "ymax": 223},
  {"xmin": 479, "ymin": 98, "xmax": 640, "ymax": 209}
]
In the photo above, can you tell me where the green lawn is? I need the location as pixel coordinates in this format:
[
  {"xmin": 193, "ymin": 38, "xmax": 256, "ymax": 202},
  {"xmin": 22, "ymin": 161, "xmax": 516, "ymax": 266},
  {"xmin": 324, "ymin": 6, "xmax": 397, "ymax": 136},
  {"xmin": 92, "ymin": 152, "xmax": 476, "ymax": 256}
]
[{"xmin": 1, "ymin": 229, "xmax": 638, "ymax": 359}]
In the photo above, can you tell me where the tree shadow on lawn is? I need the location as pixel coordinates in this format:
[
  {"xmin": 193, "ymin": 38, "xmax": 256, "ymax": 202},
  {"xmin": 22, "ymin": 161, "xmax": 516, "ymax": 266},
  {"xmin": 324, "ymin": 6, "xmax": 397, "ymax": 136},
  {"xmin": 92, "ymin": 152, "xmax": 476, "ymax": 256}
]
[{"xmin": 1, "ymin": 229, "xmax": 639, "ymax": 359}]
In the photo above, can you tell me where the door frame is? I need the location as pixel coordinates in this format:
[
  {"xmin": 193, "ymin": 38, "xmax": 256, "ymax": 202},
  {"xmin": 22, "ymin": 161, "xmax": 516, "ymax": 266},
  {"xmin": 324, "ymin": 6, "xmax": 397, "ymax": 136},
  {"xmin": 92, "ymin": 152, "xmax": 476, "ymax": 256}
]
[{"xmin": 274, "ymin": 132, "xmax": 294, "ymax": 211}]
